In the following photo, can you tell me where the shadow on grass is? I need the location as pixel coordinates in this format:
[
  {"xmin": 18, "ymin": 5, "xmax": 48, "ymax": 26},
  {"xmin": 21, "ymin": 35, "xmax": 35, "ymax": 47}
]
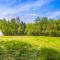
[{"xmin": 37, "ymin": 48, "xmax": 60, "ymax": 60}]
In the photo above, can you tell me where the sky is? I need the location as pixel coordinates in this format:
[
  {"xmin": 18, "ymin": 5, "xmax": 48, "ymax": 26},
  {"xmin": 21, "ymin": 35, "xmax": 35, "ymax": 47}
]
[{"xmin": 0, "ymin": 0, "xmax": 60, "ymax": 23}]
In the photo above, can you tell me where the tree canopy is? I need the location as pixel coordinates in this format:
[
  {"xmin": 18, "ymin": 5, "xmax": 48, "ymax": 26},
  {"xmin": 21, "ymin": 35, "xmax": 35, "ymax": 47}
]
[{"xmin": 0, "ymin": 17, "xmax": 60, "ymax": 36}]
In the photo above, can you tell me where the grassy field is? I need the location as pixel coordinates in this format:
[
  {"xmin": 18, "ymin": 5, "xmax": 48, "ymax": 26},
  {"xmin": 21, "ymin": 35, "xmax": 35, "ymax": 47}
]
[
  {"xmin": 0, "ymin": 36, "xmax": 60, "ymax": 50},
  {"xmin": 0, "ymin": 36, "xmax": 60, "ymax": 60}
]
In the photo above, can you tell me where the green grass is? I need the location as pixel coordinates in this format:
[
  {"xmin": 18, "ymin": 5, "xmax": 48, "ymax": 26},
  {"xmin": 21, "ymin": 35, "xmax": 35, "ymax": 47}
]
[
  {"xmin": 0, "ymin": 36, "xmax": 60, "ymax": 51},
  {"xmin": 0, "ymin": 36, "xmax": 60, "ymax": 60}
]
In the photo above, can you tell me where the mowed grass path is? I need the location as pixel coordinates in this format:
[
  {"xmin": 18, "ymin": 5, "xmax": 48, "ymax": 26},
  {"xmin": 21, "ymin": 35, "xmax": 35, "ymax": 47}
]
[{"xmin": 0, "ymin": 36, "xmax": 60, "ymax": 51}]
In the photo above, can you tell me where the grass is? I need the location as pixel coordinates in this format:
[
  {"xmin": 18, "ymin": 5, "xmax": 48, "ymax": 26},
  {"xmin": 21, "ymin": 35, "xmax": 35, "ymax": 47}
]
[
  {"xmin": 0, "ymin": 36, "xmax": 60, "ymax": 60},
  {"xmin": 0, "ymin": 36, "xmax": 60, "ymax": 51}
]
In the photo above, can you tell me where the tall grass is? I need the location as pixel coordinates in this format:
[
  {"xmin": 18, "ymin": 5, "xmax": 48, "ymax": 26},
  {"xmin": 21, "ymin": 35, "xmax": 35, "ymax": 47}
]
[{"xmin": 0, "ymin": 40, "xmax": 60, "ymax": 60}]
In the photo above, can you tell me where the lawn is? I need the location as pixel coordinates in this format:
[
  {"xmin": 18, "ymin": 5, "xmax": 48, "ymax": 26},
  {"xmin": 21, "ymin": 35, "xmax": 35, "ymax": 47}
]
[{"xmin": 0, "ymin": 36, "xmax": 60, "ymax": 60}]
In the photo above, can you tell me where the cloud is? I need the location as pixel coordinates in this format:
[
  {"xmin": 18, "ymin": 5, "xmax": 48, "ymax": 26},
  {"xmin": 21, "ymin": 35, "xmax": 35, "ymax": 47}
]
[
  {"xmin": 0, "ymin": 0, "xmax": 16, "ymax": 7},
  {"xmin": 0, "ymin": 0, "xmax": 54, "ymax": 22},
  {"xmin": 0, "ymin": 4, "xmax": 30, "ymax": 18},
  {"xmin": 47, "ymin": 11, "xmax": 60, "ymax": 19},
  {"xmin": 26, "ymin": 13, "xmax": 39, "ymax": 17}
]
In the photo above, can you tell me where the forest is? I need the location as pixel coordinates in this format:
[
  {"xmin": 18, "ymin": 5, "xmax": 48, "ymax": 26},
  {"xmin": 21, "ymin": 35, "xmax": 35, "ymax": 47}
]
[{"xmin": 0, "ymin": 17, "xmax": 60, "ymax": 36}]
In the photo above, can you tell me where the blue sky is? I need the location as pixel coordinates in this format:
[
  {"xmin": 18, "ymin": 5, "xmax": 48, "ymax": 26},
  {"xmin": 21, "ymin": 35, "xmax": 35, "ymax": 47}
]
[{"xmin": 0, "ymin": 0, "xmax": 60, "ymax": 22}]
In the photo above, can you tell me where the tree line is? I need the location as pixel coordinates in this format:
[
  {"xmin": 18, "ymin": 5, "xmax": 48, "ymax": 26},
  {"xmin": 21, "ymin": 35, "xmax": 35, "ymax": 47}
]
[{"xmin": 0, "ymin": 17, "xmax": 60, "ymax": 36}]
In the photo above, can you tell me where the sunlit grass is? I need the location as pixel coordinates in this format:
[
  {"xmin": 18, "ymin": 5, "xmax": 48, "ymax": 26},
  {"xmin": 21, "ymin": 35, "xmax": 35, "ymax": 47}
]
[{"xmin": 0, "ymin": 36, "xmax": 60, "ymax": 51}]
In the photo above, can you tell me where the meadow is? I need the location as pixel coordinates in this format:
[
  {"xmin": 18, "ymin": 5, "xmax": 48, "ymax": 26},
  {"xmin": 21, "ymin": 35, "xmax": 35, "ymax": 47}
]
[{"xmin": 0, "ymin": 36, "xmax": 60, "ymax": 60}]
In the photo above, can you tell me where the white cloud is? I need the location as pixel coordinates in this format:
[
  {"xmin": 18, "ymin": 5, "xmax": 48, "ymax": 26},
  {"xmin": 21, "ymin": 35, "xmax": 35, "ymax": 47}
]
[
  {"xmin": 0, "ymin": 0, "xmax": 16, "ymax": 7},
  {"xmin": 47, "ymin": 11, "xmax": 60, "ymax": 19},
  {"xmin": 0, "ymin": 0, "xmax": 54, "ymax": 20},
  {"xmin": 26, "ymin": 13, "xmax": 38, "ymax": 17},
  {"xmin": 0, "ymin": 5, "xmax": 30, "ymax": 18}
]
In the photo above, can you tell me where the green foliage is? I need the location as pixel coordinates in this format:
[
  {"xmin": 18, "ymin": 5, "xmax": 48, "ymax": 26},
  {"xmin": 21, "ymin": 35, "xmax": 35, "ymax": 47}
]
[
  {"xmin": 0, "ymin": 17, "xmax": 60, "ymax": 36},
  {"xmin": 0, "ymin": 17, "xmax": 26, "ymax": 35},
  {"xmin": 26, "ymin": 17, "xmax": 60, "ymax": 36}
]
